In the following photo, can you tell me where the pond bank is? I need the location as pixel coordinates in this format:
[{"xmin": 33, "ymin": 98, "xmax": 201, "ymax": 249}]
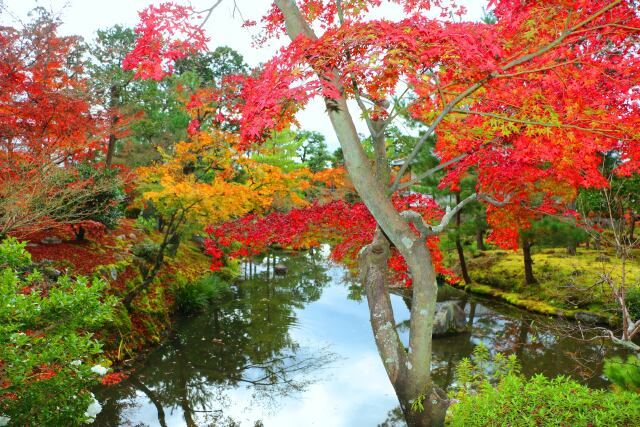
[
  {"xmin": 92, "ymin": 248, "xmax": 634, "ymax": 427},
  {"xmin": 450, "ymin": 248, "xmax": 640, "ymax": 327}
]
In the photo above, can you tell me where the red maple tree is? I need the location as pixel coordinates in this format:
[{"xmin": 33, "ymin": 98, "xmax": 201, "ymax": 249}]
[{"xmin": 125, "ymin": 1, "xmax": 640, "ymax": 425}]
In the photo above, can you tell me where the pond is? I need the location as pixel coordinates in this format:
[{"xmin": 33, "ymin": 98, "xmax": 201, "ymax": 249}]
[{"xmin": 92, "ymin": 247, "xmax": 631, "ymax": 427}]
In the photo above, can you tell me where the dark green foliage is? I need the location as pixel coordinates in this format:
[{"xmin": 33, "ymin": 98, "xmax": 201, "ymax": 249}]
[
  {"xmin": 627, "ymin": 286, "xmax": 640, "ymax": 320},
  {"xmin": 0, "ymin": 238, "xmax": 115, "ymax": 426},
  {"xmin": 73, "ymin": 163, "xmax": 125, "ymax": 230},
  {"xmin": 174, "ymin": 274, "xmax": 226, "ymax": 315},
  {"xmin": 331, "ymin": 147, "xmax": 344, "ymax": 167},
  {"xmin": 449, "ymin": 344, "xmax": 640, "ymax": 426},
  {"xmin": 604, "ymin": 356, "xmax": 640, "ymax": 393},
  {"xmin": 174, "ymin": 46, "xmax": 248, "ymax": 85},
  {"xmin": 297, "ymin": 130, "xmax": 332, "ymax": 172}
]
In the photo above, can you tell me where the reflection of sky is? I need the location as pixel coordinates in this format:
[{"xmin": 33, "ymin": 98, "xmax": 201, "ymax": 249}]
[
  {"xmin": 95, "ymin": 261, "xmax": 409, "ymax": 427},
  {"xmin": 94, "ymin": 251, "xmax": 627, "ymax": 426},
  {"xmin": 223, "ymin": 265, "xmax": 405, "ymax": 426}
]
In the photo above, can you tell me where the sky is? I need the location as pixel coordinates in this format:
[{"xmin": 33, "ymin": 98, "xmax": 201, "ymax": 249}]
[{"xmin": 0, "ymin": 0, "xmax": 488, "ymax": 150}]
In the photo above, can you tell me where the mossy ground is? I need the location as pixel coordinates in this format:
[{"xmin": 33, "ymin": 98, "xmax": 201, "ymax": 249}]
[{"xmin": 447, "ymin": 247, "xmax": 640, "ymax": 322}]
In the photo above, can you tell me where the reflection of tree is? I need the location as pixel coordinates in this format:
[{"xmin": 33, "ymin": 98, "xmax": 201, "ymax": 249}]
[
  {"xmin": 409, "ymin": 296, "xmax": 631, "ymax": 394},
  {"xmin": 378, "ymin": 406, "xmax": 407, "ymax": 427},
  {"xmin": 93, "ymin": 250, "xmax": 334, "ymax": 426}
]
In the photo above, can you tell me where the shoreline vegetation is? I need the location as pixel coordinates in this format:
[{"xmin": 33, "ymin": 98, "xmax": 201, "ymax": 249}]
[{"xmin": 448, "ymin": 248, "xmax": 640, "ymax": 329}]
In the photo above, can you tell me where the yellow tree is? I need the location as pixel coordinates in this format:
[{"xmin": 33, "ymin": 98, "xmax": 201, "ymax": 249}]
[{"xmin": 124, "ymin": 128, "xmax": 311, "ymax": 306}]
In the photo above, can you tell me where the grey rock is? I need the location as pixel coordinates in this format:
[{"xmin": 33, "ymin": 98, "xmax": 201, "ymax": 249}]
[
  {"xmin": 110, "ymin": 267, "xmax": 118, "ymax": 281},
  {"xmin": 433, "ymin": 301, "xmax": 468, "ymax": 336},
  {"xmin": 575, "ymin": 311, "xmax": 607, "ymax": 325},
  {"xmin": 191, "ymin": 235, "xmax": 206, "ymax": 251},
  {"xmin": 41, "ymin": 236, "xmax": 62, "ymax": 245}
]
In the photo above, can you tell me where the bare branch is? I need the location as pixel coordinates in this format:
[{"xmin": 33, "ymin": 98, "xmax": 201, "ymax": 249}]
[
  {"xmin": 196, "ymin": 0, "xmax": 224, "ymax": 28},
  {"xmin": 400, "ymin": 210, "xmax": 431, "ymax": 238},
  {"xmin": 396, "ymin": 153, "xmax": 468, "ymax": 191}
]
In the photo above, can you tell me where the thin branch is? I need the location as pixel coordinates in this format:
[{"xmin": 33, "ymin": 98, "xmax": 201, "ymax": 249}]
[
  {"xmin": 389, "ymin": 0, "xmax": 624, "ymax": 192},
  {"xmin": 451, "ymin": 109, "xmax": 623, "ymax": 139},
  {"xmin": 397, "ymin": 153, "xmax": 468, "ymax": 190},
  {"xmin": 389, "ymin": 78, "xmax": 489, "ymax": 192}
]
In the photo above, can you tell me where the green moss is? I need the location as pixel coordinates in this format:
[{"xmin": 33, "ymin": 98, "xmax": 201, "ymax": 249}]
[{"xmin": 454, "ymin": 248, "xmax": 639, "ymax": 321}]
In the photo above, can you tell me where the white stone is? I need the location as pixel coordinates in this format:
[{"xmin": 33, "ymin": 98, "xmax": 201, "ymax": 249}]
[
  {"xmin": 0, "ymin": 416, "xmax": 10, "ymax": 426},
  {"xmin": 70, "ymin": 360, "xmax": 82, "ymax": 366}
]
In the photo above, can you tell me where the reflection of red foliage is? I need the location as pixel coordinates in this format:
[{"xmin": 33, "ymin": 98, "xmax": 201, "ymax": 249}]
[
  {"xmin": 206, "ymin": 195, "xmax": 457, "ymax": 286},
  {"xmin": 101, "ymin": 372, "xmax": 128, "ymax": 386}
]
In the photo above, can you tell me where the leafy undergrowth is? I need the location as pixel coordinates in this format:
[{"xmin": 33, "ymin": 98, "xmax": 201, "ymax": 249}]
[
  {"xmin": 18, "ymin": 220, "xmax": 212, "ymax": 364},
  {"xmin": 447, "ymin": 344, "xmax": 640, "ymax": 426},
  {"xmin": 453, "ymin": 248, "xmax": 640, "ymax": 323}
]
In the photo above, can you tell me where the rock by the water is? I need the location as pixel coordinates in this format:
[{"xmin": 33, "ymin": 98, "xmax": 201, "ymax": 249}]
[
  {"xmin": 433, "ymin": 301, "xmax": 468, "ymax": 336},
  {"xmin": 575, "ymin": 311, "xmax": 607, "ymax": 325},
  {"xmin": 274, "ymin": 264, "xmax": 288, "ymax": 275},
  {"xmin": 41, "ymin": 236, "xmax": 62, "ymax": 245}
]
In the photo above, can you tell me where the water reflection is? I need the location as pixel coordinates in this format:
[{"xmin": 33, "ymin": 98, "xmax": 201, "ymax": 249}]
[
  {"xmin": 94, "ymin": 248, "xmax": 632, "ymax": 427},
  {"xmin": 94, "ymin": 248, "xmax": 336, "ymax": 426}
]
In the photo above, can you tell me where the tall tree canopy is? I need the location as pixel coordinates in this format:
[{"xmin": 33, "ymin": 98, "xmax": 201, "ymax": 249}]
[{"xmin": 124, "ymin": 1, "xmax": 640, "ymax": 425}]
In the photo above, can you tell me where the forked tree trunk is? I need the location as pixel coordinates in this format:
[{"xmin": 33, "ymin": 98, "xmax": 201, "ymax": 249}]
[
  {"xmin": 522, "ymin": 236, "xmax": 537, "ymax": 285},
  {"xmin": 360, "ymin": 230, "xmax": 448, "ymax": 427},
  {"xmin": 275, "ymin": 2, "xmax": 449, "ymax": 425}
]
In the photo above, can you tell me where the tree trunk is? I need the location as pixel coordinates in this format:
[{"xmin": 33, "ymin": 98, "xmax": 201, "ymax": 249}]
[
  {"xmin": 105, "ymin": 85, "xmax": 120, "ymax": 169},
  {"xmin": 455, "ymin": 193, "xmax": 471, "ymax": 284},
  {"xmin": 475, "ymin": 227, "xmax": 486, "ymax": 251},
  {"xmin": 566, "ymin": 240, "xmax": 577, "ymax": 256},
  {"xmin": 360, "ymin": 230, "xmax": 448, "ymax": 427},
  {"xmin": 522, "ymin": 236, "xmax": 537, "ymax": 285},
  {"xmin": 628, "ymin": 210, "xmax": 636, "ymax": 244},
  {"xmin": 275, "ymin": 2, "xmax": 448, "ymax": 424},
  {"xmin": 75, "ymin": 225, "xmax": 86, "ymax": 242}
]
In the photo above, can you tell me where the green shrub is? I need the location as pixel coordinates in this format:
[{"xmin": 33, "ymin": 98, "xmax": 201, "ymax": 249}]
[
  {"xmin": 174, "ymin": 273, "xmax": 226, "ymax": 315},
  {"xmin": 0, "ymin": 238, "xmax": 116, "ymax": 426},
  {"xmin": 0, "ymin": 237, "xmax": 31, "ymax": 270},
  {"xmin": 448, "ymin": 344, "xmax": 640, "ymax": 426},
  {"xmin": 604, "ymin": 355, "xmax": 640, "ymax": 393},
  {"xmin": 626, "ymin": 286, "xmax": 640, "ymax": 321}
]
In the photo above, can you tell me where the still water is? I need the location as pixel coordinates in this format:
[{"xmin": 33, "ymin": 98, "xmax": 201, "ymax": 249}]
[{"xmin": 93, "ymin": 247, "xmax": 629, "ymax": 427}]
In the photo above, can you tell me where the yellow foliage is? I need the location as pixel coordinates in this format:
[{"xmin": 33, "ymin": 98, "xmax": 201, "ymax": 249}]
[{"xmin": 137, "ymin": 130, "xmax": 313, "ymax": 227}]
